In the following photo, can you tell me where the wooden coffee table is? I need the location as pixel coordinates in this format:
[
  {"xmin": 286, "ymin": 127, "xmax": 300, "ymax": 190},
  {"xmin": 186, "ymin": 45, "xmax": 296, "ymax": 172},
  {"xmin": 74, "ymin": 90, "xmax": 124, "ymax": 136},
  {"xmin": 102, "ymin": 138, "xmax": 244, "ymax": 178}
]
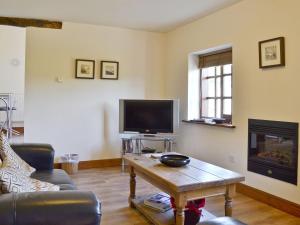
[{"xmin": 124, "ymin": 153, "xmax": 245, "ymax": 225}]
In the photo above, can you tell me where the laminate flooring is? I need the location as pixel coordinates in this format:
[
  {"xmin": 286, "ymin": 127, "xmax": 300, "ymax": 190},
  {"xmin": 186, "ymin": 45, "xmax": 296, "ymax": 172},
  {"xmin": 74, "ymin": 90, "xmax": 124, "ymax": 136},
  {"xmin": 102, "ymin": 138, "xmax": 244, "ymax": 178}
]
[{"xmin": 71, "ymin": 167, "xmax": 300, "ymax": 225}]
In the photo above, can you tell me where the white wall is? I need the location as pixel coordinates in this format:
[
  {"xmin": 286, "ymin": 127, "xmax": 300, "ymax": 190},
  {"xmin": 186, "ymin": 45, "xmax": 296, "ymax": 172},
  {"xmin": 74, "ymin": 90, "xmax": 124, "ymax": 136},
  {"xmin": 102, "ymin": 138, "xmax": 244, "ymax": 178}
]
[
  {"xmin": 0, "ymin": 25, "xmax": 25, "ymax": 123},
  {"xmin": 165, "ymin": 0, "xmax": 300, "ymax": 204},
  {"xmin": 25, "ymin": 22, "xmax": 165, "ymax": 161}
]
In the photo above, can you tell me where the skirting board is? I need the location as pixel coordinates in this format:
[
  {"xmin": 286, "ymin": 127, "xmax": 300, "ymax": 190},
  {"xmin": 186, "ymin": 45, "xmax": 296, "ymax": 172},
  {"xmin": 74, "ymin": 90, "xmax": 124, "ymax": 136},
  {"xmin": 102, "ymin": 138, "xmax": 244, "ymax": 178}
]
[
  {"xmin": 1, "ymin": 127, "xmax": 24, "ymax": 135},
  {"xmin": 13, "ymin": 127, "xmax": 24, "ymax": 134},
  {"xmin": 236, "ymin": 183, "xmax": 300, "ymax": 217},
  {"xmin": 54, "ymin": 158, "xmax": 122, "ymax": 170}
]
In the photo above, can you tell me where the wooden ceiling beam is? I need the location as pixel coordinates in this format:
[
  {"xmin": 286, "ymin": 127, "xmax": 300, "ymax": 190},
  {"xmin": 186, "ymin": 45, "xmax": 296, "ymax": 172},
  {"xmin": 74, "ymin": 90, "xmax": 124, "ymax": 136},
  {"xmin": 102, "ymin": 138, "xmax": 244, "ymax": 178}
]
[{"xmin": 0, "ymin": 17, "xmax": 62, "ymax": 29}]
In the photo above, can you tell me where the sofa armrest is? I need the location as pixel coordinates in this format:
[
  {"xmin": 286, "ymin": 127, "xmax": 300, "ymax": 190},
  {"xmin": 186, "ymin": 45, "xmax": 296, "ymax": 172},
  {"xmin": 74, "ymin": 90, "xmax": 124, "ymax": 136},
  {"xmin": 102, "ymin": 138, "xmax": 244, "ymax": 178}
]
[
  {"xmin": 10, "ymin": 143, "xmax": 54, "ymax": 171},
  {"xmin": 0, "ymin": 191, "xmax": 101, "ymax": 225}
]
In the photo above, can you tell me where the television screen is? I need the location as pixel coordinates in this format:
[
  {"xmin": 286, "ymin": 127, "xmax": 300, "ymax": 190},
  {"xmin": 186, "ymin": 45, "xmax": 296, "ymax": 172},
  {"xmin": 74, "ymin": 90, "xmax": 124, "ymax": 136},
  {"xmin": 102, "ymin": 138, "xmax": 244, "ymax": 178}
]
[{"xmin": 122, "ymin": 100, "xmax": 173, "ymax": 134}]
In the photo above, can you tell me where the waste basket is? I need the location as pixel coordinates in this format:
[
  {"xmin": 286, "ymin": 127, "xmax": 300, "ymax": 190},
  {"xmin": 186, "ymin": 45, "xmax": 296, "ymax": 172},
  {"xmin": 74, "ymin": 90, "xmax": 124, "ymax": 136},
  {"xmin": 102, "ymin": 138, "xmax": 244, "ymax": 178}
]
[{"xmin": 61, "ymin": 153, "xmax": 79, "ymax": 174}]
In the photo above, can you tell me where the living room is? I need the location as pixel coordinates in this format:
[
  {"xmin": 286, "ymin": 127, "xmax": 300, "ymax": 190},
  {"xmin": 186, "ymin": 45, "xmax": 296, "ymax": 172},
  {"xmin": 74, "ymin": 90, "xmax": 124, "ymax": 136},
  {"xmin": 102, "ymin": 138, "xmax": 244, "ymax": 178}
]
[{"xmin": 0, "ymin": 0, "xmax": 300, "ymax": 225}]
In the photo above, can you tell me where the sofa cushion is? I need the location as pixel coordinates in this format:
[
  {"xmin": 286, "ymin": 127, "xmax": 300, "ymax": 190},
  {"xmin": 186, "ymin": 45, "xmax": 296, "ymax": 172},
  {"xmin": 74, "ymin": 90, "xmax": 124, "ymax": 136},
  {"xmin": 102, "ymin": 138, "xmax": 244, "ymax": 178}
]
[
  {"xmin": 11, "ymin": 143, "xmax": 54, "ymax": 171},
  {"xmin": 0, "ymin": 133, "xmax": 35, "ymax": 176},
  {"xmin": 0, "ymin": 191, "xmax": 101, "ymax": 225},
  {"xmin": 31, "ymin": 169, "xmax": 76, "ymax": 189},
  {"xmin": 0, "ymin": 166, "xmax": 59, "ymax": 193}
]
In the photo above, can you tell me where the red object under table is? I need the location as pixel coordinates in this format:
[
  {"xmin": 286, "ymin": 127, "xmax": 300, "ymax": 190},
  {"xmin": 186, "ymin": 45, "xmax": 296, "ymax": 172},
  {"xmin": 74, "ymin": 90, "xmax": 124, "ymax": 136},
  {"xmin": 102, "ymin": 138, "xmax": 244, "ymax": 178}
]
[{"xmin": 170, "ymin": 197, "xmax": 206, "ymax": 225}]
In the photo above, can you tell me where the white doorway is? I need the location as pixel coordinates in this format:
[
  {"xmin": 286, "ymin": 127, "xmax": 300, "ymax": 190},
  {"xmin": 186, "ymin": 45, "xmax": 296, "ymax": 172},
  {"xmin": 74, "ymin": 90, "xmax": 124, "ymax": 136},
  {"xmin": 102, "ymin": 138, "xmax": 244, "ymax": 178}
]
[{"xmin": 0, "ymin": 25, "xmax": 26, "ymax": 138}]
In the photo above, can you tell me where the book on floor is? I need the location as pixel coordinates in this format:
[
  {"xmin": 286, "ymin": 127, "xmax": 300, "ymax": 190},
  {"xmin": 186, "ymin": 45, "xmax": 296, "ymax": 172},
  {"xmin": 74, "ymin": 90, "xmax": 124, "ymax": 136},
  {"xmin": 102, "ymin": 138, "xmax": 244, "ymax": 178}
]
[{"xmin": 143, "ymin": 193, "xmax": 172, "ymax": 212}]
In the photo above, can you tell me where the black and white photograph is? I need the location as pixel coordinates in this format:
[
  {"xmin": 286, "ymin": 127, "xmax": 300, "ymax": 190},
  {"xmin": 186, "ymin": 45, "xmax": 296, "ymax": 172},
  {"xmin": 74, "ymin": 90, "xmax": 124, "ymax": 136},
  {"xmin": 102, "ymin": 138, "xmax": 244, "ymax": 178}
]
[
  {"xmin": 259, "ymin": 37, "xmax": 285, "ymax": 68},
  {"xmin": 100, "ymin": 61, "xmax": 119, "ymax": 80},
  {"xmin": 75, "ymin": 59, "xmax": 95, "ymax": 79}
]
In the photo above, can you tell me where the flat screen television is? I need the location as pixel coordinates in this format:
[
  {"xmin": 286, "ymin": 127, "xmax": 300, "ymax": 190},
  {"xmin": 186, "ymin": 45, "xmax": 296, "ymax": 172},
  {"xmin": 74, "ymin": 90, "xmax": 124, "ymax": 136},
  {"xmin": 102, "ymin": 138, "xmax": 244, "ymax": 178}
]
[{"xmin": 119, "ymin": 99, "xmax": 179, "ymax": 134}]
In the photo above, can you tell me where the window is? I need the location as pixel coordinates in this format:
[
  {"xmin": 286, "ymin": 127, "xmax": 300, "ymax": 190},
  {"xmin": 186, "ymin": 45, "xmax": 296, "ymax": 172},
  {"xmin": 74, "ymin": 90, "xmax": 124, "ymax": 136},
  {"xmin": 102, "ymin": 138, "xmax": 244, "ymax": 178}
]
[{"xmin": 199, "ymin": 49, "xmax": 232, "ymax": 123}]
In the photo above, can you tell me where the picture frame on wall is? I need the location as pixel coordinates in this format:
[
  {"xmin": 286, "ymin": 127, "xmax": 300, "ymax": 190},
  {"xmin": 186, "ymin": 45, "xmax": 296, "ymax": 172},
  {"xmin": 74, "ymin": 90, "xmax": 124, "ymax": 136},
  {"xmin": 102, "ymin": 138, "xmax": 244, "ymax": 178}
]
[
  {"xmin": 100, "ymin": 61, "xmax": 119, "ymax": 80},
  {"xmin": 259, "ymin": 37, "xmax": 285, "ymax": 68},
  {"xmin": 75, "ymin": 59, "xmax": 95, "ymax": 79}
]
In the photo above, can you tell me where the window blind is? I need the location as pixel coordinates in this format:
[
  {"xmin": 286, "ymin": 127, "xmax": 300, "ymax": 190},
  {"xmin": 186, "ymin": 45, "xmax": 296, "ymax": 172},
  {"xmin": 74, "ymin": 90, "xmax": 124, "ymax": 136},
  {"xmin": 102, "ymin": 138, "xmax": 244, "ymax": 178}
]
[{"xmin": 199, "ymin": 49, "xmax": 232, "ymax": 68}]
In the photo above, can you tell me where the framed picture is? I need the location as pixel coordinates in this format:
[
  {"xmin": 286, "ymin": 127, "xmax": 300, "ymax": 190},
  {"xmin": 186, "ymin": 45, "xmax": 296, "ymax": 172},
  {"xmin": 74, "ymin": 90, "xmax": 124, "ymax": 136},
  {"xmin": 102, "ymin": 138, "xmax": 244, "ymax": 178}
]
[
  {"xmin": 100, "ymin": 61, "xmax": 119, "ymax": 80},
  {"xmin": 75, "ymin": 59, "xmax": 95, "ymax": 79},
  {"xmin": 259, "ymin": 37, "xmax": 285, "ymax": 68}
]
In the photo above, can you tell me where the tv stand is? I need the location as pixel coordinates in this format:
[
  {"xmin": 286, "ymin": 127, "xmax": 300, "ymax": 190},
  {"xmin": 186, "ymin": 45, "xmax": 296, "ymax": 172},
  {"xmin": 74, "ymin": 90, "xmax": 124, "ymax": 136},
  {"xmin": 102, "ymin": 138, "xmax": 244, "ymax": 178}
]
[{"xmin": 121, "ymin": 134, "xmax": 175, "ymax": 171}]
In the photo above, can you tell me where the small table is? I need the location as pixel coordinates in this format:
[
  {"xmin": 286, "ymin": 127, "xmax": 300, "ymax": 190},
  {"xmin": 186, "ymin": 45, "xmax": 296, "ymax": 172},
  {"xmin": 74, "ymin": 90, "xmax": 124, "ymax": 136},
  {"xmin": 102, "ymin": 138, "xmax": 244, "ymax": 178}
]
[
  {"xmin": 121, "ymin": 135, "xmax": 175, "ymax": 171},
  {"xmin": 124, "ymin": 153, "xmax": 245, "ymax": 225},
  {"xmin": 0, "ymin": 94, "xmax": 16, "ymax": 139}
]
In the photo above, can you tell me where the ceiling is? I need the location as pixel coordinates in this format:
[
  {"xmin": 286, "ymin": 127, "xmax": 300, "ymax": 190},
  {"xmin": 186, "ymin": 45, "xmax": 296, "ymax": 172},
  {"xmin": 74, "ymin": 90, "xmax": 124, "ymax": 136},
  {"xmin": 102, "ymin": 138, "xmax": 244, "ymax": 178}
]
[{"xmin": 0, "ymin": 0, "xmax": 242, "ymax": 32}]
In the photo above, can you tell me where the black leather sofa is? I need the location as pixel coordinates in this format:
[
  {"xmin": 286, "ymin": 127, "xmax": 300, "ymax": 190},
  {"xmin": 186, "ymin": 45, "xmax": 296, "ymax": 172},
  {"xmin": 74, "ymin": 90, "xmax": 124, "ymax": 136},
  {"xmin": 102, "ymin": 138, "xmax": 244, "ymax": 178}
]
[
  {"xmin": 199, "ymin": 217, "xmax": 246, "ymax": 225},
  {"xmin": 0, "ymin": 143, "xmax": 101, "ymax": 225}
]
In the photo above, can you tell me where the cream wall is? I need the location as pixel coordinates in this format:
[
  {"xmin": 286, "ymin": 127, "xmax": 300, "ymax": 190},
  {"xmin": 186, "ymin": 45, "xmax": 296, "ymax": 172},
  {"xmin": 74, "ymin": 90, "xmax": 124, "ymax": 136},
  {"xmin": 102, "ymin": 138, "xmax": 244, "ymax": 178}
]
[
  {"xmin": 165, "ymin": 0, "xmax": 300, "ymax": 204},
  {"xmin": 25, "ymin": 22, "xmax": 165, "ymax": 161},
  {"xmin": 24, "ymin": 0, "xmax": 300, "ymax": 204}
]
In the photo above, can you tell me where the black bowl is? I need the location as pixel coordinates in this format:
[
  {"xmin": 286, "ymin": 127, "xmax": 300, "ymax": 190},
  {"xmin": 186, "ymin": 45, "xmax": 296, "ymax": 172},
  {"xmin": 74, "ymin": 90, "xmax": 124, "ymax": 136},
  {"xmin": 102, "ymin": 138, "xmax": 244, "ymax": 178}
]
[{"xmin": 160, "ymin": 154, "xmax": 190, "ymax": 167}]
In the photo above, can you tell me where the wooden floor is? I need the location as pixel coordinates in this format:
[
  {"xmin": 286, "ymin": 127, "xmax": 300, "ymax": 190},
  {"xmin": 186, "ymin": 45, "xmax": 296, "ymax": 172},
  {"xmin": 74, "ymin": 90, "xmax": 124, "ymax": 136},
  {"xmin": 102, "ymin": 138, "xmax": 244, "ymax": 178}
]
[{"xmin": 71, "ymin": 167, "xmax": 300, "ymax": 225}]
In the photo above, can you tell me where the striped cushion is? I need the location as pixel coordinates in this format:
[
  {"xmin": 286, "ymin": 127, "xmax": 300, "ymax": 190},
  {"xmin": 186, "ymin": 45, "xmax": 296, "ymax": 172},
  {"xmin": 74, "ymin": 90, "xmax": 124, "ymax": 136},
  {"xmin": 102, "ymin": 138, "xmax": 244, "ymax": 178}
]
[
  {"xmin": 0, "ymin": 133, "xmax": 35, "ymax": 176},
  {"xmin": 0, "ymin": 164, "xmax": 59, "ymax": 193}
]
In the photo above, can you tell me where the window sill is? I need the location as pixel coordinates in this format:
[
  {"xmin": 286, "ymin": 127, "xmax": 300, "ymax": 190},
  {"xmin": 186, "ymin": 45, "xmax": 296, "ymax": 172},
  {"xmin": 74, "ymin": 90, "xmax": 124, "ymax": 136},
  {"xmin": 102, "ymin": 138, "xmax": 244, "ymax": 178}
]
[{"xmin": 182, "ymin": 120, "xmax": 236, "ymax": 129}]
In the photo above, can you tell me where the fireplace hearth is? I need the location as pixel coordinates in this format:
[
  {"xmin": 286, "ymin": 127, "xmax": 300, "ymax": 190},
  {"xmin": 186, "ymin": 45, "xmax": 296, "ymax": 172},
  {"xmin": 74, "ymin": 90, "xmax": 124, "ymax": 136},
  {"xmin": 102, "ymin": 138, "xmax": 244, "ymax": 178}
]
[{"xmin": 248, "ymin": 119, "xmax": 298, "ymax": 185}]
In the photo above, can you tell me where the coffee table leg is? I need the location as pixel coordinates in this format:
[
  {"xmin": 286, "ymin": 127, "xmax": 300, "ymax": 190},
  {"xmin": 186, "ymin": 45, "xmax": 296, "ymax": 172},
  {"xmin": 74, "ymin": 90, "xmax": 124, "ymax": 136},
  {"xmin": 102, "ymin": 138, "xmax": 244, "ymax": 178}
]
[
  {"xmin": 176, "ymin": 207, "xmax": 185, "ymax": 225},
  {"xmin": 225, "ymin": 184, "xmax": 235, "ymax": 216},
  {"xmin": 129, "ymin": 166, "xmax": 136, "ymax": 208},
  {"xmin": 175, "ymin": 195, "xmax": 185, "ymax": 225}
]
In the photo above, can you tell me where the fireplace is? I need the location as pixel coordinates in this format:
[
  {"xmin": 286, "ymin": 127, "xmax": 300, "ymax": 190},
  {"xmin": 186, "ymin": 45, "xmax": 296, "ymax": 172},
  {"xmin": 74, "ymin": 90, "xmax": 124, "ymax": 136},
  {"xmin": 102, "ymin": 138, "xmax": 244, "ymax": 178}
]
[{"xmin": 248, "ymin": 119, "xmax": 298, "ymax": 185}]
